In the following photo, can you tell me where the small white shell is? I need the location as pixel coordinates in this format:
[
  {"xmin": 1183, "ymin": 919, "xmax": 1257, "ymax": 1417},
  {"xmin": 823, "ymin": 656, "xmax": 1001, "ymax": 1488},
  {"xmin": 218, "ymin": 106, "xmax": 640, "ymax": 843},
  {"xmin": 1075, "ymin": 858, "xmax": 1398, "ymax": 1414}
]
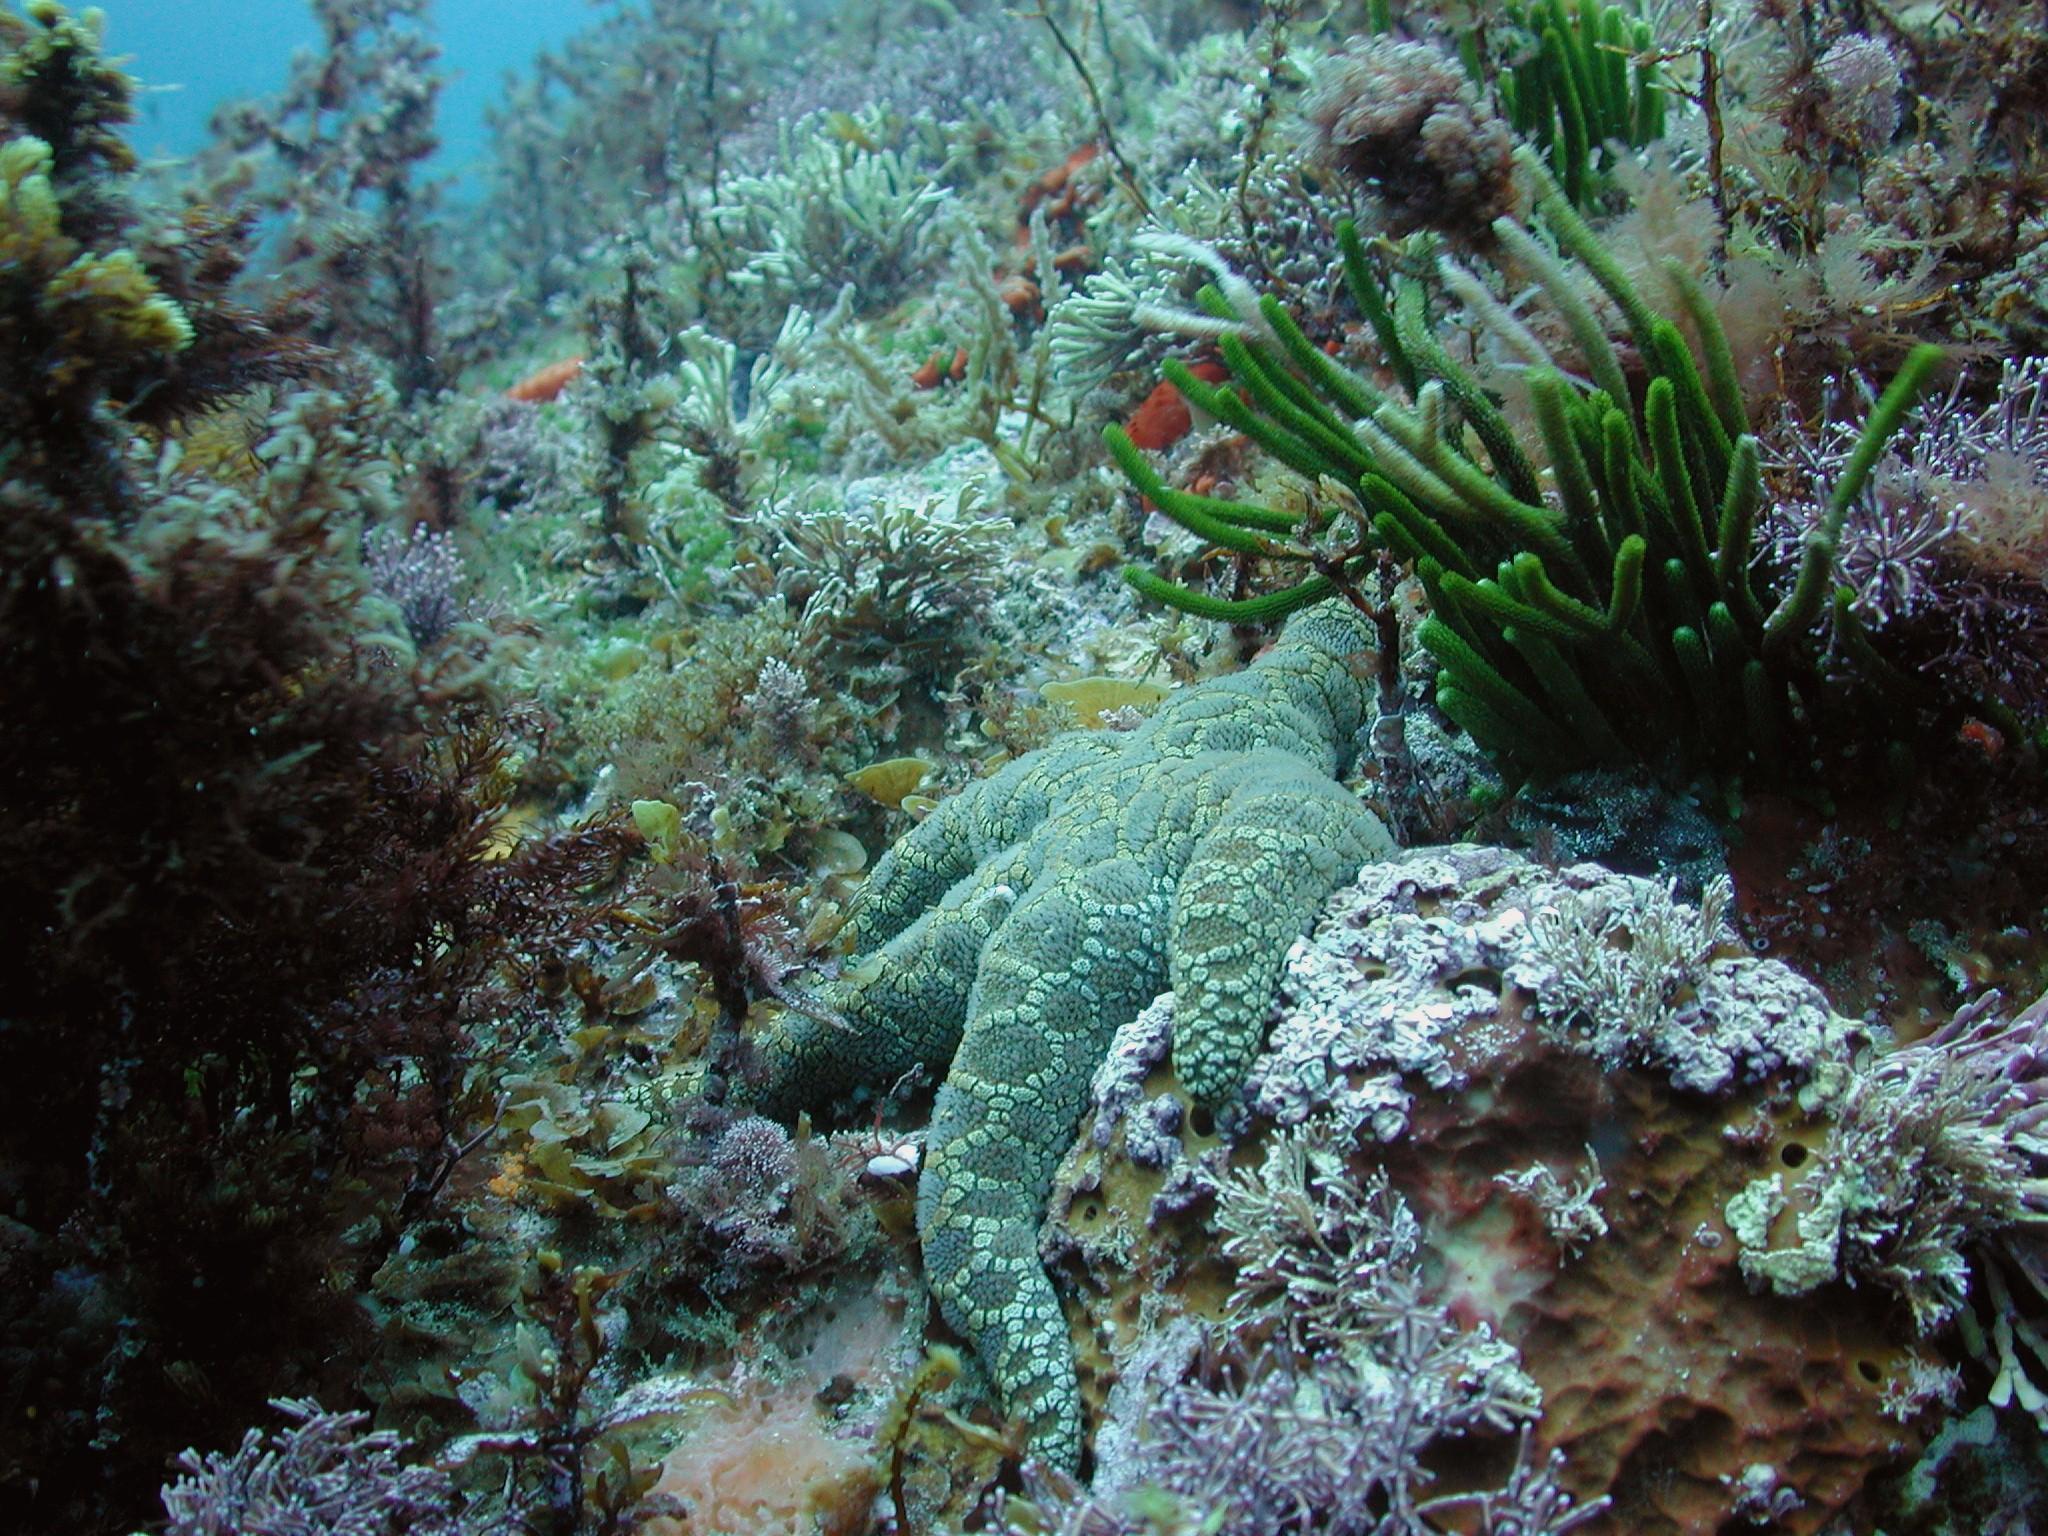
[{"xmin": 862, "ymin": 1140, "xmax": 923, "ymax": 1181}]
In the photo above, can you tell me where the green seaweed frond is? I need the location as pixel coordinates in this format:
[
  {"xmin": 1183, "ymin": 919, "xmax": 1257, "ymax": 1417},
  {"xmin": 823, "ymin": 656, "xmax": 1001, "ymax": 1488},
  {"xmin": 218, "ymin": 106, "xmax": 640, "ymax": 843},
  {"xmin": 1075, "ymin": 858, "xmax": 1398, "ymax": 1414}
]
[
  {"xmin": 1109, "ymin": 151, "xmax": 1939, "ymax": 791},
  {"xmin": 1476, "ymin": 0, "xmax": 1670, "ymax": 208}
]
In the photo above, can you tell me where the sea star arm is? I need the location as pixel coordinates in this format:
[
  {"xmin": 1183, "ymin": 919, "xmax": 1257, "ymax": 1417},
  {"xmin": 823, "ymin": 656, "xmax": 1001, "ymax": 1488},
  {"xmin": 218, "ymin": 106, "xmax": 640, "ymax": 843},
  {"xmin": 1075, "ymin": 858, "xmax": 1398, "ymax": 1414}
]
[
  {"xmin": 849, "ymin": 735, "xmax": 1120, "ymax": 948},
  {"xmin": 1141, "ymin": 600, "xmax": 1376, "ymax": 769},
  {"xmin": 1169, "ymin": 765, "xmax": 1395, "ymax": 1106},
  {"xmin": 916, "ymin": 855, "xmax": 1174, "ymax": 1468},
  {"xmin": 752, "ymin": 850, "xmax": 1034, "ymax": 1118}
]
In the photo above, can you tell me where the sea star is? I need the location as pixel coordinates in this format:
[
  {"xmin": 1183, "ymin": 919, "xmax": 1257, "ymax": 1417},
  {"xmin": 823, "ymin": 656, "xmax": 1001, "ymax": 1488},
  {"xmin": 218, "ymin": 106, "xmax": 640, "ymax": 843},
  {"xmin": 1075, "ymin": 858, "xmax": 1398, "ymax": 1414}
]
[{"xmin": 750, "ymin": 601, "xmax": 1393, "ymax": 1465}]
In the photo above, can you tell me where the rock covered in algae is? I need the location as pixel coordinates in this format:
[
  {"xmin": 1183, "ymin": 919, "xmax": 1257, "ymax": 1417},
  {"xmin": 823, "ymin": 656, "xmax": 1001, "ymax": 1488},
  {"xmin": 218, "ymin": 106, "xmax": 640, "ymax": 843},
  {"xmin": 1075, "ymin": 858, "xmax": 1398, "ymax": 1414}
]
[{"xmin": 1048, "ymin": 845, "xmax": 1953, "ymax": 1533}]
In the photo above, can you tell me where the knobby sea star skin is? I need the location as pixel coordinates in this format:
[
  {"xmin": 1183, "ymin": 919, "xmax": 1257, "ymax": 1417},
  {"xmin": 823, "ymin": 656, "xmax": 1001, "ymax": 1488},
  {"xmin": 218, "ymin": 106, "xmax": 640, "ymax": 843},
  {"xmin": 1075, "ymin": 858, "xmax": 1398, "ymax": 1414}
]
[{"xmin": 749, "ymin": 601, "xmax": 1394, "ymax": 1466}]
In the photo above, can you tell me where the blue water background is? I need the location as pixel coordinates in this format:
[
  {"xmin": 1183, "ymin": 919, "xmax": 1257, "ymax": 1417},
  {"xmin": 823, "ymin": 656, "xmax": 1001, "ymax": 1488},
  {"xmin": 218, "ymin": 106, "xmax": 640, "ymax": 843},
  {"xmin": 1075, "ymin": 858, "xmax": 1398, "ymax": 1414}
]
[{"xmin": 110, "ymin": 0, "xmax": 595, "ymax": 190}]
